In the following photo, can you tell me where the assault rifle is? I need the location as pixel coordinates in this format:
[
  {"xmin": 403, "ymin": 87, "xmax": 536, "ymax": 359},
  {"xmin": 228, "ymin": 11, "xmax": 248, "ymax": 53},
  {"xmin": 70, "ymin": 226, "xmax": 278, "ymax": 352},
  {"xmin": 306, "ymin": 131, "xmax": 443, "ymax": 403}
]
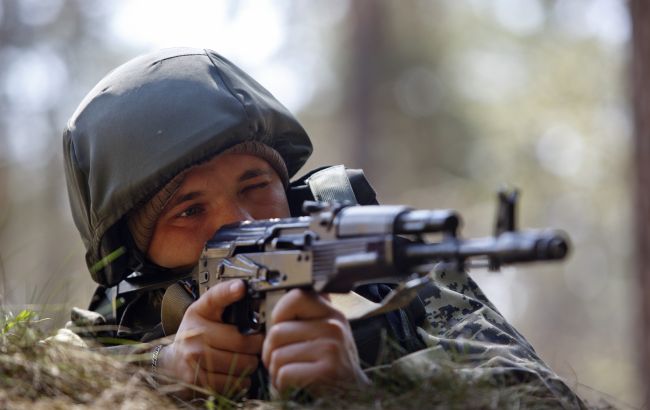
[{"xmin": 195, "ymin": 191, "xmax": 569, "ymax": 334}]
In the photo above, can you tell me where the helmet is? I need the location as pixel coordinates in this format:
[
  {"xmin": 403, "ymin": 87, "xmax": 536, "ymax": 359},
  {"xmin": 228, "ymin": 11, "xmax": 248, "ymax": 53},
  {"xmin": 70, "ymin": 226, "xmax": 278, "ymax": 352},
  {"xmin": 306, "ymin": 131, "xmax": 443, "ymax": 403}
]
[{"xmin": 63, "ymin": 47, "xmax": 313, "ymax": 286}]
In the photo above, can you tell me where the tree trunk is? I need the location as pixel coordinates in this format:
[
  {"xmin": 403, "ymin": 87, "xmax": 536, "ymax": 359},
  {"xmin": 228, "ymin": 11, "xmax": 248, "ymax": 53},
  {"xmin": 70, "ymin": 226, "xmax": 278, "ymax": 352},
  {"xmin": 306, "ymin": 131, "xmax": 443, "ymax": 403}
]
[
  {"xmin": 630, "ymin": 0, "xmax": 650, "ymax": 403},
  {"xmin": 347, "ymin": 0, "xmax": 385, "ymax": 175}
]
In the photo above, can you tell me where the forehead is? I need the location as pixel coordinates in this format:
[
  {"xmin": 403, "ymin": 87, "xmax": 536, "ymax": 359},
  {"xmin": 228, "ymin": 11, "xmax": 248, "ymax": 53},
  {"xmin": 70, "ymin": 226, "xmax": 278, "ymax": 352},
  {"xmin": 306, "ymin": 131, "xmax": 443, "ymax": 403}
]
[{"xmin": 181, "ymin": 153, "xmax": 274, "ymax": 183}]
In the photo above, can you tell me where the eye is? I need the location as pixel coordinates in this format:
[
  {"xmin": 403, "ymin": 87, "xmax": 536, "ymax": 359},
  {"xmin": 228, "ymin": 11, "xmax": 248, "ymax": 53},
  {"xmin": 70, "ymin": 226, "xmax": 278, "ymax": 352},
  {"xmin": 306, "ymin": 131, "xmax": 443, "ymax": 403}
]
[
  {"xmin": 177, "ymin": 205, "xmax": 204, "ymax": 218},
  {"xmin": 241, "ymin": 182, "xmax": 270, "ymax": 194}
]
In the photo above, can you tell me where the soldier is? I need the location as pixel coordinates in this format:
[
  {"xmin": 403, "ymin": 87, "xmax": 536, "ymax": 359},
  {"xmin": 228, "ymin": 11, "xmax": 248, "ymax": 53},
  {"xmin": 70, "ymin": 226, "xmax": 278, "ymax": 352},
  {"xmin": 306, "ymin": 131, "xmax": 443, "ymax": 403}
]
[{"xmin": 63, "ymin": 47, "xmax": 583, "ymax": 406}]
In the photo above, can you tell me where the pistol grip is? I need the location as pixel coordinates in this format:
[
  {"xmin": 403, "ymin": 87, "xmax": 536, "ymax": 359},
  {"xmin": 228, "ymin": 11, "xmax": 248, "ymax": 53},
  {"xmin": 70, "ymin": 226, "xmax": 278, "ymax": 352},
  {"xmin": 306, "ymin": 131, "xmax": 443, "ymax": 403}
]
[{"xmin": 222, "ymin": 288, "xmax": 262, "ymax": 334}]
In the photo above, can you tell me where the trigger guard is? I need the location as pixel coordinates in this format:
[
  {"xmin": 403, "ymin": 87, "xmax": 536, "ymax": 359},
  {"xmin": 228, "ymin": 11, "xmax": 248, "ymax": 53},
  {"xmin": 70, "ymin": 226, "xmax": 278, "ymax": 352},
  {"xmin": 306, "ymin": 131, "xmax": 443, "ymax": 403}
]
[{"xmin": 222, "ymin": 290, "xmax": 263, "ymax": 334}]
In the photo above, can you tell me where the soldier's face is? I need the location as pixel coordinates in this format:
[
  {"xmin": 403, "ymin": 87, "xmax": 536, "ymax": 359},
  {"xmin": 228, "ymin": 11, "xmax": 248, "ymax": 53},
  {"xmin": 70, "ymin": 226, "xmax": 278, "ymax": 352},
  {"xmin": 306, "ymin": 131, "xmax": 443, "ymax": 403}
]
[{"xmin": 147, "ymin": 153, "xmax": 290, "ymax": 269}]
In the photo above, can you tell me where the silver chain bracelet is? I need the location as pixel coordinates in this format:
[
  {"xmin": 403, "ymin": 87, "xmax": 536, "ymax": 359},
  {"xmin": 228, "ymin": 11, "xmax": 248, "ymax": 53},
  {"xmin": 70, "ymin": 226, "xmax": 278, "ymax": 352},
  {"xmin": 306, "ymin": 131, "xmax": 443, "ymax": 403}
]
[{"xmin": 151, "ymin": 344, "xmax": 164, "ymax": 373}]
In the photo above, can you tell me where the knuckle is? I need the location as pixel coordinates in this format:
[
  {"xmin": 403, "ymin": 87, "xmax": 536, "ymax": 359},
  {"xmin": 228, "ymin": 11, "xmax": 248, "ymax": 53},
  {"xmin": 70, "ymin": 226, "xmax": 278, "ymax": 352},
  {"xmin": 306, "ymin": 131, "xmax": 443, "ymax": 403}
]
[
  {"xmin": 265, "ymin": 323, "xmax": 280, "ymax": 344},
  {"xmin": 284, "ymin": 288, "xmax": 307, "ymax": 306},
  {"xmin": 265, "ymin": 322, "xmax": 288, "ymax": 344},
  {"xmin": 318, "ymin": 361, "xmax": 338, "ymax": 379},
  {"xmin": 323, "ymin": 320, "xmax": 346, "ymax": 340},
  {"xmin": 286, "ymin": 288, "xmax": 304, "ymax": 298},
  {"xmin": 269, "ymin": 348, "xmax": 282, "ymax": 369},
  {"xmin": 270, "ymin": 298, "xmax": 291, "ymax": 322},
  {"xmin": 320, "ymin": 339, "xmax": 341, "ymax": 356},
  {"xmin": 275, "ymin": 366, "xmax": 290, "ymax": 391},
  {"xmin": 266, "ymin": 351, "xmax": 279, "ymax": 379}
]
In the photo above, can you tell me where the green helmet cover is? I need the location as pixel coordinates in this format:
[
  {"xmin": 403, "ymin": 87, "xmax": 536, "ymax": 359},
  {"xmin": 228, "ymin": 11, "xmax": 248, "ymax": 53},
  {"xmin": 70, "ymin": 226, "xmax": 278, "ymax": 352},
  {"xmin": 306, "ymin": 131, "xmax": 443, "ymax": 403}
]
[{"xmin": 63, "ymin": 47, "xmax": 313, "ymax": 286}]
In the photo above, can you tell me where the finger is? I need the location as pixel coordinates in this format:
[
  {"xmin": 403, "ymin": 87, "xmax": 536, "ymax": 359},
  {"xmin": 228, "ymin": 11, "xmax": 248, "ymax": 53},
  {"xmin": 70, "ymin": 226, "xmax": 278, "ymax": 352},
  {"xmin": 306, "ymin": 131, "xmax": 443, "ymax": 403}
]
[
  {"xmin": 194, "ymin": 348, "xmax": 259, "ymax": 376},
  {"xmin": 271, "ymin": 289, "xmax": 343, "ymax": 324},
  {"xmin": 195, "ymin": 370, "xmax": 252, "ymax": 396},
  {"xmin": 177, "ymin": 316, "xmax": 264, "ymax": 355},
  {"xmin": 188, "ymin": 280, "xmax": 245, "ymax": 322},
  {"xmin": 262, "ymin": 319, "xmax": 347, "ymax": 365},
  {"xmin": 266, "ymin": 338, "xmax": 341, "ymax": 382},
  {"xmin": 274, "ymin": 362, "xmax": 332, "ymax": 393}
]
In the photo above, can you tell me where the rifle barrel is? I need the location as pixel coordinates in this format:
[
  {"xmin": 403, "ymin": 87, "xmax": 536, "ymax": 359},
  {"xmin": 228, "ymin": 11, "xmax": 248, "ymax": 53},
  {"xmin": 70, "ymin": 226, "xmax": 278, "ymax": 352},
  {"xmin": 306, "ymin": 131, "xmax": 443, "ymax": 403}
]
[
  {"xmin": 401, "ymin": 229, "xmax": 570, "ymax": 266},
  {"xmin": 394, "ymin": 209, "xmax": 461, "ymax": 235}
]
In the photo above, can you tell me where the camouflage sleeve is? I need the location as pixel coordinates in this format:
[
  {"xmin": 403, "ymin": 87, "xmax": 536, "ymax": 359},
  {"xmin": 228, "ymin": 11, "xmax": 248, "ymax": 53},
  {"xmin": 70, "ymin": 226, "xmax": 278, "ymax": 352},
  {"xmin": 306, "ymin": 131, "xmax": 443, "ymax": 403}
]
[
  {"xmin": 393, "ymin": 265, "xmax": 586, "ymax": 409},
  {"xmin": 65, "ymin": 304, "xmax": 172, "ymax": 371}
]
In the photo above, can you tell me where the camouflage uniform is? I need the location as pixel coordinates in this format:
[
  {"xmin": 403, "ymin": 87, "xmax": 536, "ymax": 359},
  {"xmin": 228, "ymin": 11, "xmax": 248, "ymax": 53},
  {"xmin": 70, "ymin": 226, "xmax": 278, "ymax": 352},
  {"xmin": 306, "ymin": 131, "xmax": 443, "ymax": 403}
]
[{"xmin": 403, "ymin": 266, "xmax": 584, "ymax": 408}]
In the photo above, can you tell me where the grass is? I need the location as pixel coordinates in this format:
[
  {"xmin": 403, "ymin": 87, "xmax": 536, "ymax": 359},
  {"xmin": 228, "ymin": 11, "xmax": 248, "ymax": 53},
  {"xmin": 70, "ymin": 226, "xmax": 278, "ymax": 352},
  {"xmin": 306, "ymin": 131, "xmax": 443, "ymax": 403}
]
[
  {"xmin": 0, "ymin": 309, "xmax": 618, "ymax": 410},
  {"xmin": 0, "ymin": 310, "xmax": 177, "ymax": 409}
]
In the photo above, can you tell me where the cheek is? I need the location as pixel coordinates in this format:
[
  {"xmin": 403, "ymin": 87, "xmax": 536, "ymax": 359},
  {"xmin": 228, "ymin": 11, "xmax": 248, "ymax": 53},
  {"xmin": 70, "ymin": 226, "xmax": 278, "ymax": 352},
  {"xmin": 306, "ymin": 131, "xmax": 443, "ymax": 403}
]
[
  {"xmin": 146, "ymin": 226, "xmax": 207, "ymax": 268},
  {"xmin": 253, "ymin": 189, "xmax": 290, "ymax": 219}
]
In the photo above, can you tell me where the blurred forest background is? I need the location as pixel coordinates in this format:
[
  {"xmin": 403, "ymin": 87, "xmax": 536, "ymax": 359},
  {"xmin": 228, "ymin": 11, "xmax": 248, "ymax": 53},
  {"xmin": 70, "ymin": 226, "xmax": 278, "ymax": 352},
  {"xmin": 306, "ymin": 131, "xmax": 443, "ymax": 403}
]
[{"xmin": 0, "ymin": 0, "xmax": 639, "ymax": 407}]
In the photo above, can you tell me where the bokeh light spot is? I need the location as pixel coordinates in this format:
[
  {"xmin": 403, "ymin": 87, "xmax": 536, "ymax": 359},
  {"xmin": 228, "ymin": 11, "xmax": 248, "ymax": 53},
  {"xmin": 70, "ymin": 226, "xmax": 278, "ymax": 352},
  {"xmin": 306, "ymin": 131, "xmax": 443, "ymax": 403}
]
[
  {"xmin": 2, "ymin": 47, "xmax": 68, "ymax": 113},
  {"xmin": 535, "ymin": 124, "xmax": 585, "ymax": 177}
]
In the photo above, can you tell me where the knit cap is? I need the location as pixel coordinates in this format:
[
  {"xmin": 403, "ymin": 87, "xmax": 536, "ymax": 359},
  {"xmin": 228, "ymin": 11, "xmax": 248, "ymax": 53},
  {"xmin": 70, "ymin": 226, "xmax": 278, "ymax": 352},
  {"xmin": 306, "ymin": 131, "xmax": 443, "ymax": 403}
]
[{"xmin": 126, "ymin": 141, "xmax": 289, "ymax": 253}]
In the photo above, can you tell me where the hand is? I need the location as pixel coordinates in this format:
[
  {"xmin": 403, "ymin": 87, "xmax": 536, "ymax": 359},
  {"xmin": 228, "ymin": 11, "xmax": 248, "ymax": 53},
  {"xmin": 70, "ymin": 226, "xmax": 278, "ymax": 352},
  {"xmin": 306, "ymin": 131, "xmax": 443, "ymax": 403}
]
[
  {"xmin": 156, "ymin": 280, "xmax": 264, "ymax": 397},
  {"xmin": 262, "ymin": 289, "xmax": 370, "ymax": 395}
]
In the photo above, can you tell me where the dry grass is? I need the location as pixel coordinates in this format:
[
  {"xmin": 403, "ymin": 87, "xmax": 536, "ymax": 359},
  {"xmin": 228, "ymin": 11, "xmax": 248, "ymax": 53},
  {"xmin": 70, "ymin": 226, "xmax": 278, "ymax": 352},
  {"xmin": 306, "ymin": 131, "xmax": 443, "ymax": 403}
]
[
  {"xmin": 0, "ymin": 311, "xmax": 178, "ymax": 409},
  {"xmin": 0, "ymin": 310, "xmax": 616, "ymax": 410}
]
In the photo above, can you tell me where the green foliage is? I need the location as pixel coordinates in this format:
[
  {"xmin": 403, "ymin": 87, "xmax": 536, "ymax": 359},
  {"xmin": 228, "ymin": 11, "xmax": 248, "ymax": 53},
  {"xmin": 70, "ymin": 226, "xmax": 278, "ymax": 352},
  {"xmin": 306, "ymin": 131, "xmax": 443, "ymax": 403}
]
[{"xmin": 2, "ymin": 310, "xmax": 37, "ymax": 337}]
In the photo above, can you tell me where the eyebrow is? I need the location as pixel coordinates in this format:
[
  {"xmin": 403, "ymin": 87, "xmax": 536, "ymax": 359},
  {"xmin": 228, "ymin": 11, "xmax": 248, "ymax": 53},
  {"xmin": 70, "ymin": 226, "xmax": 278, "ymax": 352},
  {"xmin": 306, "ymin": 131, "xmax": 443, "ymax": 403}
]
[
  {"xmin": 238, "ymin": 168, "xmax": 273, "ymax": 182},
  {"xmin": 166, "ymin": 168, "xmax": 273, "ymax": 210},
  {"xmin": 167, "ymin": 191, "xmax": 203, "ymax": 210}
]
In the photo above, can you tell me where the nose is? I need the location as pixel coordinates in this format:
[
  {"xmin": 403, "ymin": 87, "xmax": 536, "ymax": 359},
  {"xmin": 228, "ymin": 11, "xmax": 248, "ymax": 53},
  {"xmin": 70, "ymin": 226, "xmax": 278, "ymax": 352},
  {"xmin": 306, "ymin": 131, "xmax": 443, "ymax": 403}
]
[{"xmin": 215, "ymin": 201, "xmax": 255, "ymax": 227}]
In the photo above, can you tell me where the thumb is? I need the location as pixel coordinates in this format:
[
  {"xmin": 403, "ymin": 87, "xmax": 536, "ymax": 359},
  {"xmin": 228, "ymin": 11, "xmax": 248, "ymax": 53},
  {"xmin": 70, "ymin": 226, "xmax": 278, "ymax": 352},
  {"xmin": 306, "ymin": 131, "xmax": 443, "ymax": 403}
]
[{"xmin": 190, "ymin": 279, "xmax": 246, "ymax": 322}]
